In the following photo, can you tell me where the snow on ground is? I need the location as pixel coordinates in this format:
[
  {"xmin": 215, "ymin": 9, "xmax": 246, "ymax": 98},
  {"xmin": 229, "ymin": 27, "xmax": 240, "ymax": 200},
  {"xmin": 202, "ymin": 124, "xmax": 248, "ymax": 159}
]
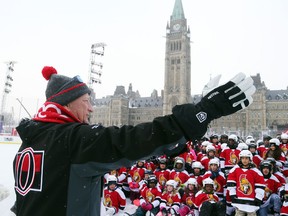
[{"xmin": 0, "ymin": 144, "xmax": 137, "ymax": 215}]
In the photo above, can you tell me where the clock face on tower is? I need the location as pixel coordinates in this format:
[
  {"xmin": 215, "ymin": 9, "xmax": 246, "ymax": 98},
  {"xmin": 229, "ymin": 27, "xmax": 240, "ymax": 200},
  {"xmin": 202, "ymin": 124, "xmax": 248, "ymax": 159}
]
[{"xmin": 173, "ymin": 24, "xmax": 181, "ymax": 31}]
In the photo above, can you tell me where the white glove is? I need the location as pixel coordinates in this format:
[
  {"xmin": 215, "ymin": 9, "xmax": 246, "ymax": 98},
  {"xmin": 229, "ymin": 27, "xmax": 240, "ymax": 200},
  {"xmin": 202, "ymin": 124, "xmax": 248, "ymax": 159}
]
[
  {"xmin": 105, "ymin": 206, "xmax": 116, "ymax": 216},
  {"xmin": 0, "ymin": 184, "xmax": 10, "ymax": 201}
]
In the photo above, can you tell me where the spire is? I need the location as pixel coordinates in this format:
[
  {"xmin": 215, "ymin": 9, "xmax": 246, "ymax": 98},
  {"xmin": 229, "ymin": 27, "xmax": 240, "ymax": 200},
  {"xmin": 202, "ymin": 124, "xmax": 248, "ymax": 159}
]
[{"xmin": 171, "ymin": 0, "xmax": 185, "ymax": 21}]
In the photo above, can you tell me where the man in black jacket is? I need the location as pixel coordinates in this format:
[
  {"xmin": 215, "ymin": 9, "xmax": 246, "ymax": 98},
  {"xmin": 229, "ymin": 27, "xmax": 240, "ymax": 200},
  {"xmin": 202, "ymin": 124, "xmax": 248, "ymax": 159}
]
[{"xmin": 13, "ymin": 66, "xmax": 255, "ymax": 216}]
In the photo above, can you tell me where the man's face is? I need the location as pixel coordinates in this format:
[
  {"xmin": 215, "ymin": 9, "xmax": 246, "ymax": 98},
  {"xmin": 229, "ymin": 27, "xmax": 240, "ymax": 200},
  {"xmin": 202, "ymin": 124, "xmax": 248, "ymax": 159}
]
[{"xmin": 65, "ymin": 93, "xmax": 93, "ymax": 123}]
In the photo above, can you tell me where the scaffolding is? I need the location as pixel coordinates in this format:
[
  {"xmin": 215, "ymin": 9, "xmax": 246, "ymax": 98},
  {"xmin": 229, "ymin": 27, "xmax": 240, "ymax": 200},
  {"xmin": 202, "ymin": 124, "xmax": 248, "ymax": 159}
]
[
  {"xmin": 0, "ymin": 61, "xmax": 16, "ymax": 133},
  {"xmin": 88, "ymin": 43, "xmax": 106, "ymax": 90}
]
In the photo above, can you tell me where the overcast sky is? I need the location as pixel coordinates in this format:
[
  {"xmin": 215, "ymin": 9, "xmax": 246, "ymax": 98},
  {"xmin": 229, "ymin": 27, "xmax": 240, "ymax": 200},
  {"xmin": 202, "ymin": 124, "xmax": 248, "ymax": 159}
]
[{"xmin": 1, "ymin": 0, "xmax": 288, "ymax": 121}]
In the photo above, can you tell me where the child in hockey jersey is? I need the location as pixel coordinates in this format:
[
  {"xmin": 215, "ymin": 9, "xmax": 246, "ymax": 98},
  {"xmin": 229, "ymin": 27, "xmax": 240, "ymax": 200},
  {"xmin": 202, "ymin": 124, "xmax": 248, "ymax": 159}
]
[
  {"xmin": 169, "ymin": 157, "xmax": 190, "ymax": 187},
  {"xmin": 154, "ymin": 157, "xmax": 171, "ymax": 191},
  {"xmin": 194, "ymin": 178, "xmax": 225, "ymax": 216},
  {"xmin": 103, "ymin": 175, "xmax": 126, "ymax": 215},
  {"xmin": 133, "ymin": 175, "xmax": 161, "ymax": 216},
  {"xmin": 227, "ymin": 150, "xmax": 266, "ymax": 216},
  {"xmin": 258, "ymin": 160, "xmax": 282, "ymax": 216},
  {"xmin": 219, "ymin": 134, "xmax": 241, "ymax": 176},
  {"xmin": 264, "ymin": 138, "xmax": 286, "ymax": 165},
  {"xmin": 178, "ymin": 178, "xmax": 199, "ymax": 216},
  {"xmin": 202, "ymin": 158, "xmax": 226, "ymax": 201},
  {"xmin": 280, "ymin": 184, "xmax": 288, "ymax": 215},
  {"xmin": 157, "ymin": 180, "xmax": 181, "ymax": 216},
  {"xmin": 190, "ymin": 161, "xmax": 205, "ymax": 188},
  {"xmin": 128, "ymin": 160, "xmax": 146, "ymax": 202}
]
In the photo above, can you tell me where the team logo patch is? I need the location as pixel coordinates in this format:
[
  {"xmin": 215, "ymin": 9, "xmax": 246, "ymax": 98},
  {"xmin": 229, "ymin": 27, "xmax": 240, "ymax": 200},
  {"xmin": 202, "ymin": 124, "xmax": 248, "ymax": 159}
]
[
  {"xmin": 15, "ymin": 147, "xmax": 44, "ymax": 196},
  {"xmin": 196, "ymin": 111, "xmax": 207, "ymax": 123}
]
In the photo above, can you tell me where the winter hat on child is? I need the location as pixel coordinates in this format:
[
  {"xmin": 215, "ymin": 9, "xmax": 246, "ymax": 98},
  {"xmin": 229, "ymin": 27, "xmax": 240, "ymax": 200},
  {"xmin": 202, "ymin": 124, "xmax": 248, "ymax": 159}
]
[{"xmin": 42, "ymin": 66, "xmax": 91, "ymax": 106}]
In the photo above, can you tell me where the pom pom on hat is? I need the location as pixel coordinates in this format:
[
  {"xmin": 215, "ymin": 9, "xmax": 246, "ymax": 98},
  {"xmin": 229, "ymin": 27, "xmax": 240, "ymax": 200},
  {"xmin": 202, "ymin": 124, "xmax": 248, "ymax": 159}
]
[
  {"xmin": 42, "ymin": 66, "xmax": 91, "ymax": 105},
  {"xmin": 42, "ymin": 66, "xmax": 57, "ymax": 80}
]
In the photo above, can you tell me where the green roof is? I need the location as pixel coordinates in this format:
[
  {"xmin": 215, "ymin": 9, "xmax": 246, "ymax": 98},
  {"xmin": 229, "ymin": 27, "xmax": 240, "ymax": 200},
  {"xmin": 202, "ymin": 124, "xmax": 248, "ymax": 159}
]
[{"xmin": 171, "ymin": 0, "xmax": 185, "ymax": 21}]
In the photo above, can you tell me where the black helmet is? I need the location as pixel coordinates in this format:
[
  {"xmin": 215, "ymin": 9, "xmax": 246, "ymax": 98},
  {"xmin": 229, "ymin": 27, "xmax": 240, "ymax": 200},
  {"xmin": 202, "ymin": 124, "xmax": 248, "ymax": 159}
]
[
  {"xmin": 147, "ymin": 175, "xmax": 158, "ymax": 185},
  {"xmin": 263, "ymin": 135, "xmax": 272, "ymax": 141},
  {"xmin": 260, "ymin": 160, "xmax": 272, "ymax": 171},
  {"xmin": 158, "ymin": 157, "xmax": 167, "ymax": 164},
  {"xmin": 145, "ymin": 169, "xmax": 153, "ymax": 175},
  {"xmin": 210, "ymin": 134, "xmax": 219, "ymax": 140}
]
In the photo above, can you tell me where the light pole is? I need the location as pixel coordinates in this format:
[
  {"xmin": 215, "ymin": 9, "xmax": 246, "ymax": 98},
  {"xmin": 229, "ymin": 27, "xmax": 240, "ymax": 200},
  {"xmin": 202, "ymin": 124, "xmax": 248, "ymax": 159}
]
[
  {"xmin": 88, "ymin": 43, "xmax": 106, "ymax": 91},
  {"xmin": 0, "ymin": 61, "xmax": 16, "ymax": 133}
]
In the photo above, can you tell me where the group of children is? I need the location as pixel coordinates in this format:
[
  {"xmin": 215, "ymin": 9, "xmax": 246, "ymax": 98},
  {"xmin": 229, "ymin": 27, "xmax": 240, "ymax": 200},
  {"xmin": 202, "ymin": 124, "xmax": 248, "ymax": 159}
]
[{"xmin": 102, "ymin": 133, "xmax": 288, "ymax": 216}]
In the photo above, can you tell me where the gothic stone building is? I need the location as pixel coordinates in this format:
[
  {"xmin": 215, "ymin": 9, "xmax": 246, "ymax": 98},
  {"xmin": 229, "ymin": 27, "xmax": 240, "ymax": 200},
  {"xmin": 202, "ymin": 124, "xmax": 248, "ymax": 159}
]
[{"xmin": 90, "ymin": 0, "xmax": 288, "ymax": 139}]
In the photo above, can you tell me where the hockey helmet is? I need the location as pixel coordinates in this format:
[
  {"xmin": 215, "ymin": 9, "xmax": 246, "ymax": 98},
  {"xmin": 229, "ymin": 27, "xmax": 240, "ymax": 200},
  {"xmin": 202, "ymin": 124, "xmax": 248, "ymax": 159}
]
[
  {"xmin": 107, "ymin": 175, "xmax": 118, "ymax": 185},
  {"xmin": 256, "ymin": 139, "xmax": 264, "ymax": 147},
  {"xmin": 201, "ymin": 141, "xmax": 212, "ymax": 147},
  {"xmin": 202, "ymin": 178, "xmax": 215, "ymax": 187},
  {"xmin": 192, "ymin": 161, "xmax": 203, "ymax": 169},
  {"xmin": 245, "ymin": 138, "xmax": 255, "ymax": 145},
  {"xmin": 281, "ymin": 133, "xmax": 288, "ymax": 140},
  {"xmin": 260, "ymin": 160, "xmax": 272, "ymax": 171},
  {"xmin": 263, "ymin": 135, "xmax": 272, "ymax": 141},
  {"xmin": 158, "ymin": 157, "xmax": 167, "ymax": 164},
  {"xmin": 210, "ymin": 134, "xmax": 219, "ymax": 140},
  {"xmin": 206, "ymin": 145, "xmax": 216, "ymax": 153},
  {"xmin": 228, "ymin": 134, "xmax": 238, "ymax": 142},
  {"xmin": 238, "ymin": 142, "xmax": 248, "ymax": 151},
  {"xmin": 208, "ymin": 158, "xmax": 220, "ymax": 167},
  {"xmin": 147, "ymin": 175, "xmax": 158, "ymax": 185},
  {"xmin": 239, "ymin": 150, "xmax": 253, "ymax": 160},
  {"xmin": 185, "ymin": 178, "xmax": 198, "ymax": 187},
  {"xmin": 269, "ymin": 138, "xmax": 280, "ymax": 146},
  {"xmin": 246, "ymin": 135, "xmax": 253, "ymax": 140},
  {"xmin": 166, "ymin": 180, "xmax": 177, "ymax": 189}
]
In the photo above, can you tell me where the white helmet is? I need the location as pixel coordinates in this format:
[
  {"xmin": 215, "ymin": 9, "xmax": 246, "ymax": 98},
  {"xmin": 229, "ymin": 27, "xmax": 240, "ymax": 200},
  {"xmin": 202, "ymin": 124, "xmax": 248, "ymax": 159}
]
[
  {"xmin": 237, "ymin": 142, "xmax": 248, "ymax": 151},
  {"xmin": 246, "ymin": 135, "xmax": 253, "ymax": 140},
  {"xmin": 239, "ymin": 150, "xmax": 253, "ymax": 160},
  {"xmin": 281, "ymin": 133, "xmax": 288, "ymax": 140},
  {"xmin": 107, "ymin": 175, "xmax": 118, "ymax": 184},
  {"xmin": 256, "ymin": 139, "xmax": 264, "ymax": 147},
  {"xmin": 201, "ymin": 141, "xmax": 211, "ymax": 147},
  {"xmin": 228, "ymin": 134, "xmax": 238, "ymax": 142},
  {"xmin": 245, "ymin": 138, "xmax": 255, "ymax": 145},
  {"xmin": 206, "ymin": 145, "xmax": 216, "ymax": 152},
  {"xmin": 166, "ymin": 180, "xmax": 177, "ymax": 189},
  {"xmin": 208, "ymin": 158, "xmax": 220, "ymax": 166},
  {"xmin": 174, "ymin": 157, "xmax": 184, "ymax": 164},
  {"xmin": 202, "ymin": 178, "xmax": 215, "ymax": 187},
  {"xmin": 269, "ymin": 138, "xmax": 280, "ymax": 146},
  {"xmin": 185, "ymin": 178, "xmax": 198, "ymax": 187},
  {"xmin": 192, "ymin": 161, "xmax": 203, "ymax": 169}
]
